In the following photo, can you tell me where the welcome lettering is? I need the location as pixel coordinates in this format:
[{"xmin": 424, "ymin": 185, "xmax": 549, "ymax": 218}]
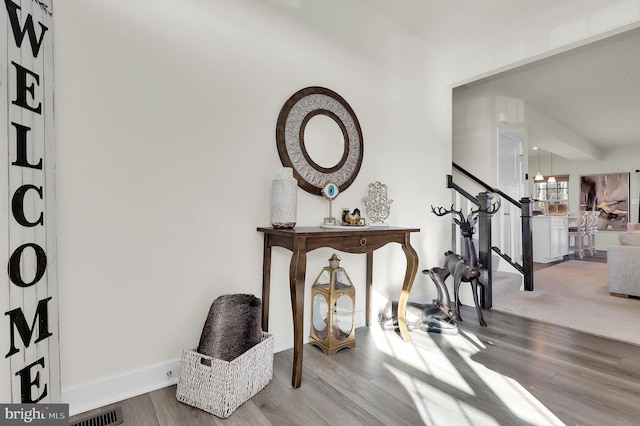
[{"xmin": 3, "ymin": 0, "xmax": 54, "ymax": 403}]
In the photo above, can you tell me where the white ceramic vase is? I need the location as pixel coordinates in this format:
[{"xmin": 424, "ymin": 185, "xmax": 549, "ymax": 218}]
[{"xmin": 271, "ymin": 167, "xmax": 297, "ymax": 228}]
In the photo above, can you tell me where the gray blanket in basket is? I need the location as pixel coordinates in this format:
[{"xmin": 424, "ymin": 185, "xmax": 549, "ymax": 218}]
[{"xmin": 197, "ymin": 294, "xmax": 262, "ymax": 362}]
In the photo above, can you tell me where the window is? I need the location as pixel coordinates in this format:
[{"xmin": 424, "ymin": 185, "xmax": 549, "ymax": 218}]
[{"xmin": 534, "ymin": 175, "xmax": 569, "ymax": 215}]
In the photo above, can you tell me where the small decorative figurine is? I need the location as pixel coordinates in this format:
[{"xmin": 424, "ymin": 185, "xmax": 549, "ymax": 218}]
[
  {"xmin": 344, "ymin": 208, "xmax": 361, "ymax": 225},
  {"xmin": 341, "ymin": 208, "xmax": 350, "ymax": 224}
]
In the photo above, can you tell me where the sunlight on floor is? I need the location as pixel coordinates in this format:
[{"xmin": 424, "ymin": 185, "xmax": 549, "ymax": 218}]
[{"xmin": 370, "ymin": 326, "xmax": 564, "ymax": 425}]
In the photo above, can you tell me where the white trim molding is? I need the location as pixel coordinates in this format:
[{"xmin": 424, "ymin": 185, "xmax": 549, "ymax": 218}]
[{"xmin": 62, "ymin": 358, "xmax": 180, "ymax": 417}]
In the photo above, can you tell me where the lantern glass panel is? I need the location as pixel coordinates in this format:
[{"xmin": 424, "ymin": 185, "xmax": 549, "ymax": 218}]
[
  {"xmin": 315, "ymin": 270, "xmax": 332, "ymax": 289},
  {"xmin": 335, "ymin": 295, "xmax": 353, "ymax": 339},
  {"xmin": 334, "ymin": 270, "xmax": 351, "ymax": 290},
  {"xmin": 312, "ymin": 293, "xmax": 328, "ymax": 339}
]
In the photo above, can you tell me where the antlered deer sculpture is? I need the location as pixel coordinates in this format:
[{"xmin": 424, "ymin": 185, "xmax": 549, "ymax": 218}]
[
  {"xmin": 378, "ymin": 200, "xmax": 500, "ymax": 334},
  {"xmin": 432, "ymin": 201, "xmax": 500, "ymax": 327}
]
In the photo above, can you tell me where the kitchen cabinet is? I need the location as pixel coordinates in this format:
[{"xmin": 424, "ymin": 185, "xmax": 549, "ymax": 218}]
[{"xmin": 533, "ymin": 216, "xmax": 569, "ymax": 263}]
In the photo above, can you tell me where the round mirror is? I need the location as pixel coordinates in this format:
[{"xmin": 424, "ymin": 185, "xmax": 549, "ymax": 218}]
[
  {"xmin": 276, "ymin": 87, "xmax": 363, "ymax": 195},
  {"xmin": 303, "ymin": 114, "xmax": 346, "ymax": 169}
]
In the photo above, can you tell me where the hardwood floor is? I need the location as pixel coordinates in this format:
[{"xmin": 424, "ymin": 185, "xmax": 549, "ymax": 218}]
[{"xmin": 70, "ymin": 299, "xmax": 640, "ymax": 426}]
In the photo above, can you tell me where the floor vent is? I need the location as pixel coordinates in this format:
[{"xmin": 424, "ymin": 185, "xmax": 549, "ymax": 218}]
[{"xmin": 70, "ymin": 406, "xmax": 123, "ymax": 426}]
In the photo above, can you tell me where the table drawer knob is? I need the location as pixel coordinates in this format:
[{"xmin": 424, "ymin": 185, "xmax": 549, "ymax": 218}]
[{"xmin": 360, "ymin": 237, "xmax": 367, "ymax": 246}]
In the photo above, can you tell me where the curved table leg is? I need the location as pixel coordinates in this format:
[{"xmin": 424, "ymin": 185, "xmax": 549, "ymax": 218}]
[
  {"xmin": 398, "ymin": 237, "xmax": 419, "ymax": 342},
  {"xmin": 289, "ymin": 239, "xmax": 306, "ymax": 388}
]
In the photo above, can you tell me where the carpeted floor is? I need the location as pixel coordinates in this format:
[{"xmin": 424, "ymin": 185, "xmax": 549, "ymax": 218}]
[{"xmin": 492, "ymin": 260, "xmax": 640, "ymax": 346}]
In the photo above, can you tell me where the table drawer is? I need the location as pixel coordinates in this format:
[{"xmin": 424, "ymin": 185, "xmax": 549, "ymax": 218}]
[{"xmin": 341, "ymin": 234, "xmax": 390, "ymax": 250}]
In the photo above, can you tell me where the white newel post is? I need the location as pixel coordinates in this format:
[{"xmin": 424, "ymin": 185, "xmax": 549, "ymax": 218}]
[{"xmin": 1, "ymin": 0, "xmax": 59, "ymax": 403}]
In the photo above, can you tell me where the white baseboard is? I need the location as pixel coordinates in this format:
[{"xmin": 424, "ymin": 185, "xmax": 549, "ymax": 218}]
[
  {"xmin": 64, "ymin": 310, "xmax": 369, "ymax": 417},
  {"xmin": 62, "ymin": 358, "xmax": 180, "ymax": 417}
]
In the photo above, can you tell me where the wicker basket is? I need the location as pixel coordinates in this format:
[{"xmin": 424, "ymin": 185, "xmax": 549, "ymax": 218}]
[{"xmin": 176, "ymin": 332, "xmax": 273, "ymax": 418}]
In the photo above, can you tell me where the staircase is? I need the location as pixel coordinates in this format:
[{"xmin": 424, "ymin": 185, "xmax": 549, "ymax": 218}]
[
  {"xmin": 470, "ymin": 241, "xmax": 525, "ymax": 300},
  {"xmin": 491, "ymin": 254, "xmax": 524, "ymax": 298},
  {"xmin": 447, "ymin": 163, "xmax": 535, "ymax": 308}
]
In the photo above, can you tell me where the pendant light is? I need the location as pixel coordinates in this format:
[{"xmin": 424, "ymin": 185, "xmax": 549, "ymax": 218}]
[
  {"xmin": 534, "ymin": 148, "xmax": 544, "ymax": 181},
  {"xmin": 547, "ymin": 153, "xmax": 556, "ymax": 183}
]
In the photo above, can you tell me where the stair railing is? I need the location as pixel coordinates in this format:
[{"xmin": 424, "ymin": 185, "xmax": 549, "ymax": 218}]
[{"xmin": 448, "ymin": 163, "xmax": 534, "ymax": 308}]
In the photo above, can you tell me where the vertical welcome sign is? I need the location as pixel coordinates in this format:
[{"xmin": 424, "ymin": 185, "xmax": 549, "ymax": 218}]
[{"xmin": 1, "ymin": 0, "xmax": 59, "ymax": 403}]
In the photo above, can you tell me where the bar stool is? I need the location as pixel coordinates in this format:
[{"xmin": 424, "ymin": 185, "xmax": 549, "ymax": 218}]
[
  {"xmin": 568, "ymin": 211, "xmax": 587, "ymax": 259},
  {"xmin": 585, "ymin": 211, "xmax": 600, "ymax": 256}
]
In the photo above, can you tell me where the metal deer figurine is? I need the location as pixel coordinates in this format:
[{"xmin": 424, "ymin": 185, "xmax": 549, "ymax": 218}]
[
  {"xmin": 378, "ymin": 266, "xmax": 458, "ymax": 335},
  {"xmin": 431, "ymin": 201, "xmax": 500, "ymax": 327},
  {"xmin": 441, "ymin": 250, "xmax": 483, "ymax": 326}
]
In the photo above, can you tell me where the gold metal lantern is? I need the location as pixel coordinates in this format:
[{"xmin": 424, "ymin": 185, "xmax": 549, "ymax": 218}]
[{"xmin": 310, "ymin": 253, "xmax": 356, "ymax": 355}]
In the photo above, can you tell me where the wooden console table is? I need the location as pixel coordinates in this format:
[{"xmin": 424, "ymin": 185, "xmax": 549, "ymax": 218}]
[{"xmin": 257, "ymin": 226, "xmax": 420, "ymax": 388}]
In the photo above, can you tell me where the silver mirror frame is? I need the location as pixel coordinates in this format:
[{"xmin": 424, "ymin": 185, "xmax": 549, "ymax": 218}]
[{"xmin": 276, "ymin": 86, "xmax": 364, "ymax": 195}]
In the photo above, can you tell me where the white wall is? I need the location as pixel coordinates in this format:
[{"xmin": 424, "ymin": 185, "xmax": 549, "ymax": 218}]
[
  {"xmin": 453, "ymin": 85, "xmax": 526, "ymax": 185},
  {"xmin": 52, "ymin": 0, "xmax": 640, "ymax": 415},
  {"xmin": 53, "ymin": 0, "xmax": 451, "ymax": 413},
  {"xmin": 446, "ymin": 0, "xmax": 640, "ymax": 86}
]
